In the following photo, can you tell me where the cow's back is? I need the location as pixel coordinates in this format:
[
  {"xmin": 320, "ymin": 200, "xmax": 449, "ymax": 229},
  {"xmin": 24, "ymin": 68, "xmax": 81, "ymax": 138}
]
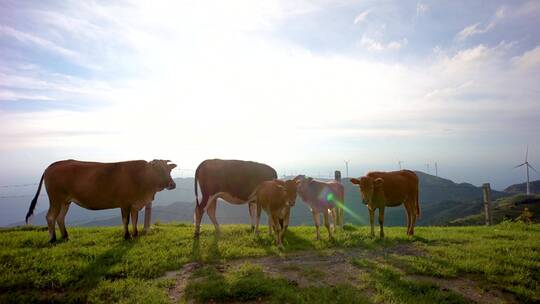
[
  {"xmin": 367, "ymin": 170, "xmax": 418, "ymax": 204},
  {"xmin": 197, "ymin": 159, "xmax": 277, "ymax": 201}
]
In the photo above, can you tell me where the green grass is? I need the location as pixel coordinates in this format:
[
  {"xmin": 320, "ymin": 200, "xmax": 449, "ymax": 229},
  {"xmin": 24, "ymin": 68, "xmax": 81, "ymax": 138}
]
[{"xmin": 0, "ymin": 222, "xmax": 538, "ymax": 303}]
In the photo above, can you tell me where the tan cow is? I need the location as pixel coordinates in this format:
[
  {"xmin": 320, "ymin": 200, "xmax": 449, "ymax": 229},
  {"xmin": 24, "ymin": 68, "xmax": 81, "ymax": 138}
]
[
  {"xmin": 350, "ymin": 170, "xmax": 420, "ymax": 238},
  {"xmin": 249, "ymin": 179, "xmax": 298, "ymax": 247},
  {"xmin": 294, "ymin": 175, "xmax": 344, "ymax": 240},
  {"xmin": 193, "ymin": 159, "xmax": 277, "ymax": 238},
  {"xmin": 25, "ymin": 159, "xmax": 177, "ymax": 242}
]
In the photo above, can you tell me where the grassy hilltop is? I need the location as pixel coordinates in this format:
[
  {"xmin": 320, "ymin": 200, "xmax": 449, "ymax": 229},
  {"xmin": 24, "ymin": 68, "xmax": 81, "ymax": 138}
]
[{"xmin": 0, "ymin": 223, "xmax": 539, "ymax": 303}]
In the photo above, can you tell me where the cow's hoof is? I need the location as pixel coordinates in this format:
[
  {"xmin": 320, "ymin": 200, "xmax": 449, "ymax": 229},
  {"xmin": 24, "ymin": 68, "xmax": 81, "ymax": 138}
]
[
  {"xmin": 48, "ymin": 238, "xmax": 57, "ymax": 244},
  {"xmin": 124, "ymin": 234, "xmax": 131, "ymax": 240},
  {"xmin": 193, "ymin": 233, "xmax": 200, "ymax": 239}
]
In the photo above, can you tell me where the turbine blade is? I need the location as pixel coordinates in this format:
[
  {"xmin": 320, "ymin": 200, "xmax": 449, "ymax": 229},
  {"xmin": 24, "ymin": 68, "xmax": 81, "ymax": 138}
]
[
  {"xmin": 514, "ymin": 163, "xmax": 526, "ymax": 168},
  {"xmin": 526, "ymin": 145, "xmax": 529, "ymax": 162},
  {"xmin": 529, "ymin": 164, "xmax": 540, "ymax": 175}
]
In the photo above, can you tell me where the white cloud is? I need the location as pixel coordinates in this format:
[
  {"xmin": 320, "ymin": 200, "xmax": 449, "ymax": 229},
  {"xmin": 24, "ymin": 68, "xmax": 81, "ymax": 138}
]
[
  {"xmin": 456, "ymin": 22, "xmax": 495, "ymax": 41},
  {"xmin": 360, "ymin": 35, "xmax": 407, "ymax": 51},
  {"xmin": 353, "ymin": 9, "xmax": 371, "ymax": 24},
  {"xmin": 0, "ymin": 90, "xmax": 56, "ymax": 101},
  {"xmin": 512, "ymin": 45, "xmax": 540, "ymax": 70},
  {"xmin": 0, "ymin": 25, "xmax": 78, "ymax": 58},
  {"xmin": 455, "ymin": 6, "xmax": 505, "ymax": 41}
]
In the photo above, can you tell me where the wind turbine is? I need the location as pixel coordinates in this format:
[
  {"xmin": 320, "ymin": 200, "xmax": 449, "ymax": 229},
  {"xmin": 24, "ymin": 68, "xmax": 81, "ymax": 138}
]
[
  {"xmin": 514, "ymin": 145, "xmax": 539, "ymax": 195},
  {"xmin": 398, "ymin": 160, "xmax": 403, "ymax": 170}
]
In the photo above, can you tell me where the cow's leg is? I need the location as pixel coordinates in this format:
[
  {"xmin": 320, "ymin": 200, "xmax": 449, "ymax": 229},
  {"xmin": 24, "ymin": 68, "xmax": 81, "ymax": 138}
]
[
  {"xmin": 130, "ymin": 208, "xmax": 139, "ymax": 237},
  {"xmin": 311, "ymin": 209, "xmax": 321, "ymax": 240},
  {"xmin": 323, "ymin": 209, "xmax": 333, "ymax": 239},
  {"xmin": 193, "ymin": 194, "xmax": 208, "ymax": 238},
  {"xmin": 268, "ymin": 215, "xmax": 274, "ymax": 235},
  {"xmin": 206, "ymin": 196, "xmax": 220, "ymax": 235},
  {"xmin": 406, "ymin": 200, "xmax": 417, "ymax": 236},
  {"xmin": 249, "ymin": 203, "xmax": 257, "ymax": 232},
  {"xmin": 378, "ymin": 207, "xmax": 385, "ymax": 238},
  {"xmin": 369, "ymin": 208, "xmax": 375, "ymax": 238},
  {"xmin": 46, "ymin": 202, "xmax": 61, "ymax": 243},
  {"xmin": 121, "ymin": 207, "xmax": 131, "ymax": 240},
  {"xmin": 405, "ymin": 204, "xmax": 412, "ymax": 236},
  {"xmin": 283, "ymin": 207, "xmax": 291, "ymax": 235},
  {"xmin": 255, "ymin": 204, "xmax": 262, "ymax": 235},
  {"xmin": 410, "ymin": 211, "xmax": 417, "ymax": 236},
  {"xmin": 56, "ymin": 203, "xmax": 70, "ymax": 240},
  {"xmin": 330, "ymin": 208, "xmax": 337, "ymax": 232},
  {"xmin": 271, "ymin": 213, "xmax": 282, "ymax": 247}
]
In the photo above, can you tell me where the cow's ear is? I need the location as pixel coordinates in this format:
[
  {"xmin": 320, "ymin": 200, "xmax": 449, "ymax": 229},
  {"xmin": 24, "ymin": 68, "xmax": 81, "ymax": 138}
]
[
  {"xmin": 168, "ymin": 163, "xmax": 177, "ymax": 170},
  {"xmin": 350, "ymin": 178, "xmax": 360, "ymax": 185},
  {"xmin": 374, "ymin": 178, "xmax": 384, "ymax": 187}
]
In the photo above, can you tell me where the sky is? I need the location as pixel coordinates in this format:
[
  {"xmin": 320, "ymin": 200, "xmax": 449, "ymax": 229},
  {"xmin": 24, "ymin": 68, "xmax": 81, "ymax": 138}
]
[{"xmin": 1, "ymin": 0, "xmax": 540, "ymax": 190}]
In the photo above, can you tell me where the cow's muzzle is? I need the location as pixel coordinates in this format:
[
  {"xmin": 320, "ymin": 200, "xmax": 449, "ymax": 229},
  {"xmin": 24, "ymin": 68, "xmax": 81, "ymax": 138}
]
[{"xmin": 167, "ymin": 181, "xmax": 176, "ymax": 190}]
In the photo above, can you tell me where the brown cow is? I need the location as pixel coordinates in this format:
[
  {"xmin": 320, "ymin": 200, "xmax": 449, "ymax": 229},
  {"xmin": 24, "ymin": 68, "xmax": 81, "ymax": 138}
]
[
  {"xmin": 294, "ymin": 175, "xmax": 344, "ymax": 240},
  {"xmin": 193, "ymin": 159, "xmax": 277, "ymax": 238},
  {"xmin": 250, "ymin": 179, "xmax": 298, "ymax": 247},
  {"xmin": 25, "ymin": 159, "xmax": 177, "ymax": 242},
  {"xmin": 350, "ymin": 170, "xmax": 420, "ymax": 238}
]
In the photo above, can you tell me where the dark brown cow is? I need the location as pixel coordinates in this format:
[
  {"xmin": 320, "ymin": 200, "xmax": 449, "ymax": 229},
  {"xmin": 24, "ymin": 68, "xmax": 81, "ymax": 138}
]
[
  {"xmin": 250, "ymin": 179, "xmax": 298, "ymax": 247},
  {"xmin": 350, "ymin": 170, "xmax": 419, "ymax": 238},
  {"xmin": 193, "ymin": 159, "xmax": 277, "ymax": 238},
  {"xmin": 294, "ymin": 175, "xmax": 344, "ymax": 240},
  {"xmin": 25, "ymin": 159, "xmax": 177, "ymax": 242}
]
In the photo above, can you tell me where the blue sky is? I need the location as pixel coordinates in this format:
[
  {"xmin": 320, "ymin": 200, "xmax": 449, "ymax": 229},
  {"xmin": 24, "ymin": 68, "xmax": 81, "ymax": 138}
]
[{"xmin": 0, "ymin": 0, "xmax": 539, "ymax": 189}]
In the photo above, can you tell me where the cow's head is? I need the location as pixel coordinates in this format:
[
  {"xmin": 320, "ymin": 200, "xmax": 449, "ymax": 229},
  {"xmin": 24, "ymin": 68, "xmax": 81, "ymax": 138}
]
[
  {"xmin": 350, "ymin": 176, "xmax": 384, "ymax": 206},
  {"xmin": 283, "ymin": 179, "xmax": 299, "ymax": 206},
  {"xmin": 150, "ymin": 159, "xmax": 177, "ymax": 190},
  {"xmin": 293, "ymin": 174, "xmax": 312, "ymax": 194}
]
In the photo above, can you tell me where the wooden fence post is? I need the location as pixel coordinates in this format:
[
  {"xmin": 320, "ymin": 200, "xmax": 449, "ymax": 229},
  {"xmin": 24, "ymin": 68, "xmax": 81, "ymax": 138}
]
[
  {"xmin": 144, "ymin": 202, "xmax": 152, "ymax": 232},
  {"xmin": 482, "ymin": 183, "xmax": 492, "ymax": 226},
  {"xmin": 334, "ymin": 170, "xmax": 344, "ymax": 227}
]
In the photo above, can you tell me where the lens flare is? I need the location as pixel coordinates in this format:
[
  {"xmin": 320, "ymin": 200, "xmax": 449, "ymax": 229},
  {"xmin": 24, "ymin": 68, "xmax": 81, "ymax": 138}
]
[{"xmin": 319, "ymin": 188, "xmax": 365, "ymax": 224}]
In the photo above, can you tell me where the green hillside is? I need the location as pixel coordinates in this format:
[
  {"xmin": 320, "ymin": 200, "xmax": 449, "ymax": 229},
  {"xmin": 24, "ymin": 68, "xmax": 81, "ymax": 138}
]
[
  {"xmin": 449, "ymin": 194, "xmax": 540, "ymax": 226},
  {"xmin": 1, "ymin": 223, "xmax": 538, "ymax": 303}
]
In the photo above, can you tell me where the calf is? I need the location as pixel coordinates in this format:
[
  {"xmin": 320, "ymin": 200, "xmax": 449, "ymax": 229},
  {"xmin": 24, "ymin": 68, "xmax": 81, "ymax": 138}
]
[
  {"xmin": 350, "ymin": 170, "xmax": 419, "ymax": 238},
  {"xmin": 26, "ymin": 159, "xmax": 177, "ymax": 242},
  {"xmin": 294, "ymin": 175, "xmax": 344, "ymax": 240},
  {"xmin": 250, "ymin": 179, "xmax": 298, "ymax": 247}
]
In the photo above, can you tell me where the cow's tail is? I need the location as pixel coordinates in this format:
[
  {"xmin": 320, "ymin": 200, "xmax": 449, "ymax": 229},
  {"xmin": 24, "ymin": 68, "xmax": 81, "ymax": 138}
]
[
  {"xmin": 26, "ymin": 173, "xmax": 45, "ymax": 224},
  {"xmin": 194, "ymin": 165, "xmax": 200, "ymax": 207}
]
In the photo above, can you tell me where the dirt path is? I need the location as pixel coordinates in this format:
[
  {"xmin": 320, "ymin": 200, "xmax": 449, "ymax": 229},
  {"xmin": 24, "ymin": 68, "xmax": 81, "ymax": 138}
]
[{"xmin": 166, "ymin": 244, "xmax": 516, "ymax": 304}]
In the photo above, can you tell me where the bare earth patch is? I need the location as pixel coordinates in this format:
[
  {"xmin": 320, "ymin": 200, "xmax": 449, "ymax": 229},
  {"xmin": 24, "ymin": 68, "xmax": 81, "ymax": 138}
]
[
  {"xmin": 166, "ymin": 262, "xmax": 201, "ymax": 303},
  {"xmin": 407, "ymin": 275, "xmax": 518, "ymax": 304},
  {"xmin": 166, "ymin": 243, "xmax": 516, "ymax": 303}
]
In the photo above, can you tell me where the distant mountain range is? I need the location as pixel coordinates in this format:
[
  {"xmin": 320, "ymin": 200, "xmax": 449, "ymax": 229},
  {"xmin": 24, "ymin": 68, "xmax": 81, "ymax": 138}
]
[
  {"xmin": 504, "ymin": 180, "xmax": 540, "ymax": 194},
  {"xmin": 10, "ymin": 171, "xmax": 518, "ymax": 227}
]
